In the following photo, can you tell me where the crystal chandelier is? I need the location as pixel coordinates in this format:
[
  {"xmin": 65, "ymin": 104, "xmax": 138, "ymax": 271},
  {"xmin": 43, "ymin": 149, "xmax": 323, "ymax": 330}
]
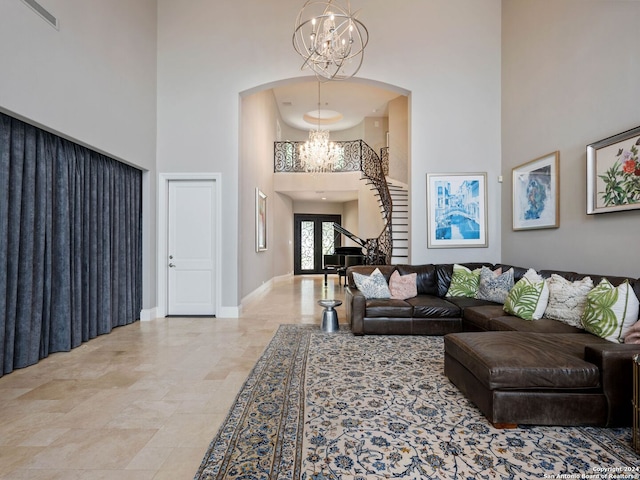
[
  {"xmin": 293, "ymin": 0, "xmax": 368, "ymax": 81},
  {"xmin": 300, "ymin": 129, "xmax": 342, "ymax": 173},
  {"xmin": 299, "ymin": 83, "xmax": 343, "ymax": 172}
]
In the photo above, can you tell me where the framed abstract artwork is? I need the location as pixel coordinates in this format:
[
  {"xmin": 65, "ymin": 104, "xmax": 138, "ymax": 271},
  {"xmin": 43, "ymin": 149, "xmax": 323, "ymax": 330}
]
[
  {"xmin": 426, "ymin": 172, "xmax": 488, "ymax": 248},
  {"xmin": 587, "ymin": 125, "xmax": 640, "ymax": 214},
  {"xmin": 256, "ymin": 188, "xmax": 267, "ymax": 252},
  {"xmin": 512, "ymin": 151, "xmax": 560, "ymax": 230}
]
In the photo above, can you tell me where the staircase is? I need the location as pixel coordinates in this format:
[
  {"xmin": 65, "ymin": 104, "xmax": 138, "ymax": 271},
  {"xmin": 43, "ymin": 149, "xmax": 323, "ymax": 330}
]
[{"xmin": 386, "ymin": 180, "xmax": 410, "ymax": 264}]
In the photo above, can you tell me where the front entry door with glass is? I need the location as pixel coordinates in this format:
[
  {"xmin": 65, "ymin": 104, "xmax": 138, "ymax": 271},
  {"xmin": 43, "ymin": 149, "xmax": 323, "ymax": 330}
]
[{"xmin": 294, "ymin": 214, "xmax": 341, "ymax": 275}]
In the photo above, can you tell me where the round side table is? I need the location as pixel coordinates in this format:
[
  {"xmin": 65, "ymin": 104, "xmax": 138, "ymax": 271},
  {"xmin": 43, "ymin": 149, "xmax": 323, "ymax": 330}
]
[{"xmin": 318, "ymin": 299, "xmax": 342, "ymax": 333}]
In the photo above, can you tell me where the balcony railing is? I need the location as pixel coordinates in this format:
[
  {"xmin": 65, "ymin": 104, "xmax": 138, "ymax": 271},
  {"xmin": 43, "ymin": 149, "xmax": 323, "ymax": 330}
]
[{"xmin": 274, "ymin": 140, "xmax": 388, "ymax": 175}]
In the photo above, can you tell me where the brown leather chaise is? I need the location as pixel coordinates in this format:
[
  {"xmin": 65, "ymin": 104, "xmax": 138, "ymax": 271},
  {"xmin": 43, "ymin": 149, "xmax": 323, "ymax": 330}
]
[{"xmin": 445, "ymin": 331, "xmax": 614, "ymax": 427}]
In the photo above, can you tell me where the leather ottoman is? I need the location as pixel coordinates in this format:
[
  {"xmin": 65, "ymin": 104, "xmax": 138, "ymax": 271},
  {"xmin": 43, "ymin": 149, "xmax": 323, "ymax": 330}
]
[{"xmin": 444, "ymin": 331, "xmax": 610, "ymax": 427}]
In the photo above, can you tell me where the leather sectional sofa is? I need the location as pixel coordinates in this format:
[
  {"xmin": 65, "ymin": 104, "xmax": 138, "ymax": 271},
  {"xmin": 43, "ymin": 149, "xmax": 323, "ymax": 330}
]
[{"xmin": 344, "ymin": 263, "xmax": 640, "ymax": 428}]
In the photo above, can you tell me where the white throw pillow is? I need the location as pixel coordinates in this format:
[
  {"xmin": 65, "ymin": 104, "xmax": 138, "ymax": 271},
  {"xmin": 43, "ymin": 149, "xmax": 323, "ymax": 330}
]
[
  {"xmin": 581, "ymin": 279, "xmax": 640, "ymax": 343},
  {"xmin": 476, "ymin": 266, "xmax": 514, "ymax": 304},
  {"xmin": 352, "ymin": 268, "xmax": 391, "ymax": 299},
  {"xmin": 543, "ymin": 274, "xmax": 593, "ymax": 328}
]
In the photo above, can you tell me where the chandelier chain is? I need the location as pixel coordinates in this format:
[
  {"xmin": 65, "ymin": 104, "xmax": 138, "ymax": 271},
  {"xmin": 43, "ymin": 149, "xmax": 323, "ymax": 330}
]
[{"xmin": 299, "ymin": 82, "xmax": 343, "ymax": 173}]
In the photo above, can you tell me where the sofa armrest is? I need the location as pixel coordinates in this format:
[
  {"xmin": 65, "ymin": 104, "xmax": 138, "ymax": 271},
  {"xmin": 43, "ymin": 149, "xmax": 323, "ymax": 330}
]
[
  {"xmin": 584, "ymin": 343, "xmax": 640, "ymax": 427},
  {"xmin": 345, "ymin": 286, "xmax": 366, "ymax": 335}
]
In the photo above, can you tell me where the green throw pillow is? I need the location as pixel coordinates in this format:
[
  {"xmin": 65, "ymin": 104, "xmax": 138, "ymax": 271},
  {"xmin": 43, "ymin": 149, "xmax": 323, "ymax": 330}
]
[
  {"xmin": 503, "ymin": 269, "xmax": 549, "ymax": 320},
  {"xmin": 581, "ymin": 279, "xmax": 639, "ymax": 343},
  {"xmin": 446, "ymin": 264, "xmax": 480, "ymax": 298}
]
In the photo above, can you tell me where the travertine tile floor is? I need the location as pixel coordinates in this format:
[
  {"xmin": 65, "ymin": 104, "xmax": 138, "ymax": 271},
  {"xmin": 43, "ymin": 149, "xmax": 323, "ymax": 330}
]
[{"xmin": 0, "ymin": 275, "xmax": 345, "ymax": 479}]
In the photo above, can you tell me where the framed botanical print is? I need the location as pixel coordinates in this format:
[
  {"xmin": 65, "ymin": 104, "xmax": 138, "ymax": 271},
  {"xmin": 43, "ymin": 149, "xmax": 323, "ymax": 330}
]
[{"xmin": 587, "ymin": 126, "xmax": 640, "ymax": 214}]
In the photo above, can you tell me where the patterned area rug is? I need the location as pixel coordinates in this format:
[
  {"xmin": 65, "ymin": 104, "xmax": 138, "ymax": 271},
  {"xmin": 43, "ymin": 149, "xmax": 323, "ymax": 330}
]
[{"xmin": 194, "ymin": 324, "xmax": 640, "ymax": 479}]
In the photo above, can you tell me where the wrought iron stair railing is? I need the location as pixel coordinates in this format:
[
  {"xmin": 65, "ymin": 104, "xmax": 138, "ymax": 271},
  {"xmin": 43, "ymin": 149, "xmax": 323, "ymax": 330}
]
[{"xmin": 274, "ymin": 139, "xmax": 393, "ymax": 265}]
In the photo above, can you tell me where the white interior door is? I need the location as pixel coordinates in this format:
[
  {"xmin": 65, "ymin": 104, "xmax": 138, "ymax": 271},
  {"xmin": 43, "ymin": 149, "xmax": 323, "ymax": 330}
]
[{"xmin": 167, "ymin": 179, "xmax": 216, "ymax": 315}]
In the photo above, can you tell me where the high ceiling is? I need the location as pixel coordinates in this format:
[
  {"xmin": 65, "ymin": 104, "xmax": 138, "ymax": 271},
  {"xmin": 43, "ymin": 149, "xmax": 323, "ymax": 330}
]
[{"xmin": 272, "ymin": 80, "xmax": 403, "ymax": 132}]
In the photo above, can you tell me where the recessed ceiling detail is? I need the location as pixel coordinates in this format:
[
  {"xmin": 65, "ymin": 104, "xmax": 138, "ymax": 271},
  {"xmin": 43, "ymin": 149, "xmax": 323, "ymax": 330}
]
[
  {"xmin": 303, "ymin": 109, "xmax": 343, "ymax": 126},
  {"xmin": 273, "ymin": 80, "xmax": 403, "ymax": 132}
]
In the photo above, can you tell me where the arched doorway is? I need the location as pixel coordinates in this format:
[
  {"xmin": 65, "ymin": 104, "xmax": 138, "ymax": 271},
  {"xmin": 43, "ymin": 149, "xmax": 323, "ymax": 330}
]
[{"xmin": 238, "ymin": 77, "xmax": 410, "ymax": 297}]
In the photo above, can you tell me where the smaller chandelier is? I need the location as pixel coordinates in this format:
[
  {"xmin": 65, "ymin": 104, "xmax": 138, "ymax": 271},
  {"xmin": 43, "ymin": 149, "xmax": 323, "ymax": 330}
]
[
  {"xmin": 293, "ymin": 0, "xmax": 368, "ymax": 81},
  {"xmin": 299, "ymin": 129, "xmax": 343, "ymax": 173}
]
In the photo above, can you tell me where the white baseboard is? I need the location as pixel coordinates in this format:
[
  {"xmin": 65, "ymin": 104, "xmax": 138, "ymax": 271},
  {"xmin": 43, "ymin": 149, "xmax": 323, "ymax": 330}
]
[
  {"xmin": 218, "ymin": 306, "xmax": 241, "ymax": 318},
  {"xmin": 240, "ymin": 273, "xmax": 292, "ymax": 310},
  {"xmin": 241, "ymin": 279, "xmax": 273, "ymax": 307},
  {"xmin": 139, "ymin": 307, "xmax": 158, "ymax": 321},
  {"xmin": 273, "ymin": 272, "xmax": 293, "ymax": 283},
  {"xmin": 143, "ymin": 275, "xmax": 291, "ymax": 321},
  {"xmin": 140, "ymin": 305, "xmax": 239, "ymax": 319}
]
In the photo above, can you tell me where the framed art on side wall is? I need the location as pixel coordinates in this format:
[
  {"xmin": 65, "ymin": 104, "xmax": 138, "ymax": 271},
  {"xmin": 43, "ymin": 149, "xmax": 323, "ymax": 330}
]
[
  {"xmin": 587, "ymin": 125, "xmax": 640, "ymax": 214},
  {"xmin": 426, "ymin": 172, "xmax": 488, "ymax": 248},
  {"xmin": 256, "ymin": 188, "xmax": 267, "ymax": 252},
  {"xmin": 512, "ymin": 151, "xmax": 560, "ymax": 230}
]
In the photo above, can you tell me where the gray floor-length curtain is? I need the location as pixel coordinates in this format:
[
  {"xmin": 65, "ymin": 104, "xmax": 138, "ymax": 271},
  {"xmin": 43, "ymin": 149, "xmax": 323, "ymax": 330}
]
[{"xmin": 0, "ymin": 112, "xmax": 142, "ymax": 377}]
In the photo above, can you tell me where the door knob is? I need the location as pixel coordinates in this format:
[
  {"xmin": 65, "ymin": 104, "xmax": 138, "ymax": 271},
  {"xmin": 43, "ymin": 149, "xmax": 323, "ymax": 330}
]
[{"xmin": 169, "ymin": 263, "xmax": 175, "ymax": 268}]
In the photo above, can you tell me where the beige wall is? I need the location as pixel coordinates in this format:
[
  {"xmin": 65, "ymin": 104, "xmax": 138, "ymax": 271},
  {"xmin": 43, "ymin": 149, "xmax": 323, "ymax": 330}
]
[
  {"xmin": 502, "ymin": 0, "xmax": 640, "ymax": 278},
  {"xmin": 272, "ymin": 192, "xmax": 295, "ymax": 278},
  {"xmin": 388, "ymin": 96, "xmax": 409, "ymax": 184},
  {"xmin": 343, "ymin": 200, "xmax": 360, "ymax": 248},
  {"xmin": 240, "ymin": 89, "xmax": 294, "ymax": 297},
  {"xmin": 363, "ymin": 116, "xmax": 388, "ymax": 157},
  {"xmin": 293, "ymin": 202, "xmax": 344, "ymax": 215},
  {"xmin": 358, "ymin": 182, "xmax": 386, "ymax": 241}
]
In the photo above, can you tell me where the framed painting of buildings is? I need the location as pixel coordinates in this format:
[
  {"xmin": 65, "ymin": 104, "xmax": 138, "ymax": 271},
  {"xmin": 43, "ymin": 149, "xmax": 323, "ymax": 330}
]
[
  {"xmin": 512, "ymin": 151, "xmax": 560, "ymax": 230},
  {"xmin": 587, "ymin": 125, "xmax": 640, "ymax": 214},
  {"xmin": 426, "ymin": 172, "xmax": 488, "ymax": 248}
]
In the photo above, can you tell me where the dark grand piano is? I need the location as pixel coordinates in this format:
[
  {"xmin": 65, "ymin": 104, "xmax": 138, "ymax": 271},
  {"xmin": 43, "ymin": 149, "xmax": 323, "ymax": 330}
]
[{"xmin": 323, "ymin": 224, "xmax": 367, "ymax": 286}]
